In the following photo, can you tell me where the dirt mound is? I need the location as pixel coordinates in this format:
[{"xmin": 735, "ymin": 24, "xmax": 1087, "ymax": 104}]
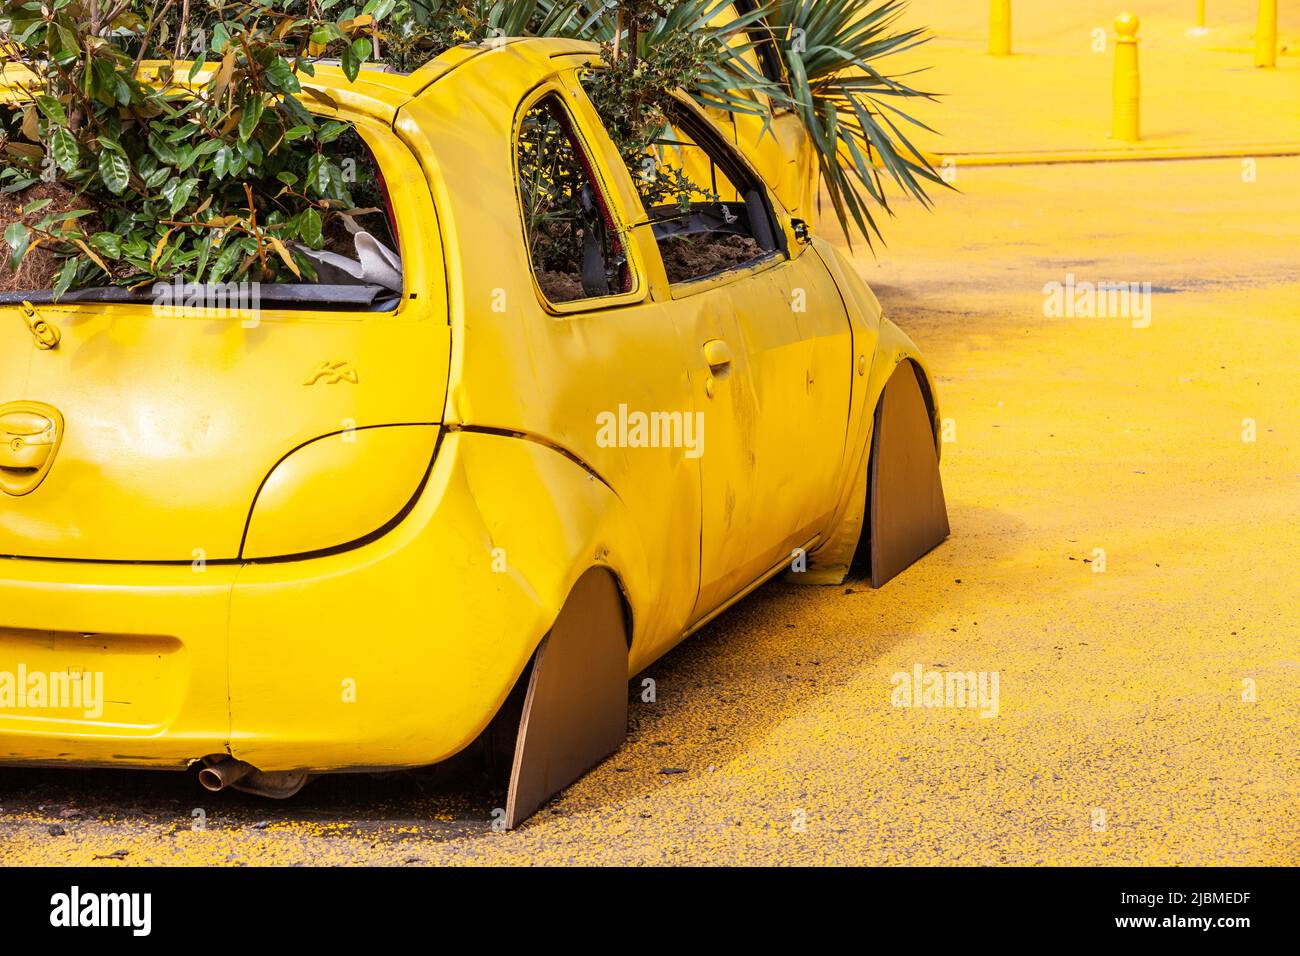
[
  {"xmin": 0, "ymin": 183, "xmax": 100, "ymax": 291},
  {"xmin": 661, "ymin": 233, "xmax": 762, "ymax": 284}
]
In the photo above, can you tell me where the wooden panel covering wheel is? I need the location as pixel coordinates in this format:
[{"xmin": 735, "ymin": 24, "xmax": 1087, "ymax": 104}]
[
  {"xmin": 505, "ymin": 568, "xmax": 629, "ymax": 828},
  {"xmin": 869, "ymin": 362, "xmax": 950, "ymax": 588}
]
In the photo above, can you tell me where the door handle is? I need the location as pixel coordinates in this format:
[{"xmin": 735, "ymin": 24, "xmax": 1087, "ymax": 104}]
[{"xmin": 703, "ymin": 338, "xmax": 733, "ymax": 373}]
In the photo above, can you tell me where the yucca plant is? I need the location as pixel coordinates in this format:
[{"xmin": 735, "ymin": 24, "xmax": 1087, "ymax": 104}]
[
  {"xmin": 545, "ymin": 0, "xmax": 944, "ymax": 246},
  {"xmin": 758, "ymin": 0, "xmax": 942, "ymax": 246},
  {"xmin": 543, "ymin": 1, "xmax": 774, "ymax": 110}
]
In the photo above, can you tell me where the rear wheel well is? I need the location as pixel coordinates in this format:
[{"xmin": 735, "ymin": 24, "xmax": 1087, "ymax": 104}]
[{"xmin": 474, "ymin": 566, "xmax": 632, "ymax": 780}]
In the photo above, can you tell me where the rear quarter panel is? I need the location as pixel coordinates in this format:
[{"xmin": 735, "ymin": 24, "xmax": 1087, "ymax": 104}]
[{"xmin": 397, "ymin": 45, "xmax": 706, "ymax": 666}]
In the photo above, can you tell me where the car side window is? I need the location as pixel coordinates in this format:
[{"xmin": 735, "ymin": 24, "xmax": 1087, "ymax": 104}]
[
  {"xmin": 579, "ymin": 76, "xmax": 784, "ymax": 286},
  {"xmin": 516, "ymin": 94, "xmax": 633, "ymax": 305}
]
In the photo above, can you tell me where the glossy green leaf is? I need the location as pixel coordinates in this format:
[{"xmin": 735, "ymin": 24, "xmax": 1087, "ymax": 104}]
[
  {"xmin": 50, "ymin": 126, "xmax": 79, "ymax": 171},
  {"xmin": 99, "ymin": 149, "xmax": 131, "ymax": 194}
]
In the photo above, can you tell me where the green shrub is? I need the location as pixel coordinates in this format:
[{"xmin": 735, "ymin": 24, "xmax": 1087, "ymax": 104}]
[{"xmin": 0, "ymin": 0, "xmax": 384, "ymax": 294}]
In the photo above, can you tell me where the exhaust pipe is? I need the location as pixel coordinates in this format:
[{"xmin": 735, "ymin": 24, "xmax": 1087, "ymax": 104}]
[
  {"xmin": 198, "ymin": 755, "xmax": 313, "ymax": 799},
  {"xmin": 198, "ymin": 758, "xmax": 255, "ymax": 792}
]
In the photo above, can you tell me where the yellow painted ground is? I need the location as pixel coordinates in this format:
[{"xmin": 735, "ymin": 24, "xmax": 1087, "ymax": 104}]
[
  {"xmin": 1, "ymin": 153, "xmax": 1296, "ymax": 865},
  {"xmin": 892, "ymin": 0, "xmax": 1300, "ymax": 156}
]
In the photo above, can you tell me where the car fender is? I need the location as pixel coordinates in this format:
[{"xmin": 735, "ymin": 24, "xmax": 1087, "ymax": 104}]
[
  {"xmin": 804, "ymin": 314, "xmax": 941, "ymax": 584},
  {"xmin": 225, "ymin": 428, "xmax": 645, "ymax": 772}
]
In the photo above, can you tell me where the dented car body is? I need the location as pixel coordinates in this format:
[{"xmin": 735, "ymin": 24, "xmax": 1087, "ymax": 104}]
[{"xmin": 0, "ymin": 39, "xmax": 946, "ymax": 824}]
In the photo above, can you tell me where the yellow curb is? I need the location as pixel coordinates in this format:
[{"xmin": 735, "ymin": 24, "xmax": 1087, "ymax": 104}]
[{"xmin": 928, "ymin": 144, "xmax": 1300, "ymax": 167}]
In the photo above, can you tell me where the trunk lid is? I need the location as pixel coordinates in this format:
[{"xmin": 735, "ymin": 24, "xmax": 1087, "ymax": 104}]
[{"xmin": 1, "ymin": 297, "xmax": 448, "ymax": 562}]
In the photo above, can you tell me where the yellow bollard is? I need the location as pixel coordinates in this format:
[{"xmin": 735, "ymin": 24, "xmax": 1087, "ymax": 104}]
[
  {"xmin": 1112, "ymin": 13, "xmax": 1141, "ymax": 142},
  {"xmin": 1254, "ymin": 0, "xmax": 1277, "ymax": 68},
  {"xmin": 990, "ymin": 0, "xmax": 1012, "ymax": 56}
]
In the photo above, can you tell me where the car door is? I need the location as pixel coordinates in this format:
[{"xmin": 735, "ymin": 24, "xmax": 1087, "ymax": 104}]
[
  {"xmin": 629, "ymin": 100, "xmax": 852, "ymax": 623},
  {"xmin": 674, "ymin": 244, "xmax": 853, "ymax": 625}
]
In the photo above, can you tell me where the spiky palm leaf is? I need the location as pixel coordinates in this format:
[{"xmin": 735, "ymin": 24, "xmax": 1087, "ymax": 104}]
[
  {"xmin": 535, "ymin": 0, "xmax": 777, "ymax": 118},
  {"xmin": 753, "ymin": 0, "xmax": 943, "ymax": 246},
  {"xmin": 395, "ymin": 1, "xmax": 942, "ymax": 245},
  {"xmin": 545, "ymin": 0, "xmax": 941, "ymax": 246}
]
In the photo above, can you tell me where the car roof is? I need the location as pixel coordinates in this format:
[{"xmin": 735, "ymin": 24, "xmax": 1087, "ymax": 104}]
[
  {"xmin": 0, "ymin": 38, "xmax": 598, "ymax": 125},
  {"xmin": 306, "ymin": 37, "xmax": 598, "ymax": 123},
  {"xmin": 408, "ymin": 37, "xmax": 598, "ymax": 97}
]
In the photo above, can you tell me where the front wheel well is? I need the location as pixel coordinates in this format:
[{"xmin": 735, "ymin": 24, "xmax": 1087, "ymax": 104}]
[
  {"xmin": 851, "ymin": 359, "xmax": 950, "ymax": 586},
  {"xmin": 901, "ymin": 357, "xmax": 942, "ymax": 454}
]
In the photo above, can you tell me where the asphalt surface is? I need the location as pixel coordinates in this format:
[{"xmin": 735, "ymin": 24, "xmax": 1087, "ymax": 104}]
[{"xmin": 1, "ymin": 157, "xmax": 1297, "ymax": 866}]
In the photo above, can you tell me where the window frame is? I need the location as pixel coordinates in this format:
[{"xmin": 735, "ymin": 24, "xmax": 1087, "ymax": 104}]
[
  {"xmin": 649, "ymin": 92, "xmax": 790, "ymax": 297},
  {"xmin": 510, "ymin": 83, "xmax": 648, "ymax": 316}
]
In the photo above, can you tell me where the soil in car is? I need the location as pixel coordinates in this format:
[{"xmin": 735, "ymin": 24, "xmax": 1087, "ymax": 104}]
[
  {"xmin": 535, "ymin": 231, "xmax": 765, "ymax": 301},
  {"xmin": 0, "ymin": 183, "xmax": 112, "ymax": 291},
  {"xmin": 537, "ymin": 267, "xmax": 587, "ymax": 303},
  {"xmin": 659, "ymin": 233, "xmax": 763, "ymax": 284},
  {"xmin": 531, "ymin": 221, "xmax": 591, "ymax": 303}
]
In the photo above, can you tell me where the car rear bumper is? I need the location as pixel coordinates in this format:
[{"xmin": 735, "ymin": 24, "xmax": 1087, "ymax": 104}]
[
  {"xmin": 0, "ymin": 431, "xmax": 559, "ymax": 774},
  {"xmin": 0, "ymin": 559, "xmax": 237, "ymax": 768}
]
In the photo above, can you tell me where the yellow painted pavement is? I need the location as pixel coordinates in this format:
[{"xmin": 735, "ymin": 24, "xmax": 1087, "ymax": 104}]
[{"xmin": 891, "ymin": 0, "xmax": 1300, "ymax": 158}]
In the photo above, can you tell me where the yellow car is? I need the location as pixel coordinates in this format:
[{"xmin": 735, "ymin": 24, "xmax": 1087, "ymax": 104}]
[{"xmin": 0, "ymin": 38, "xmax": 946, "ymax": 826}]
